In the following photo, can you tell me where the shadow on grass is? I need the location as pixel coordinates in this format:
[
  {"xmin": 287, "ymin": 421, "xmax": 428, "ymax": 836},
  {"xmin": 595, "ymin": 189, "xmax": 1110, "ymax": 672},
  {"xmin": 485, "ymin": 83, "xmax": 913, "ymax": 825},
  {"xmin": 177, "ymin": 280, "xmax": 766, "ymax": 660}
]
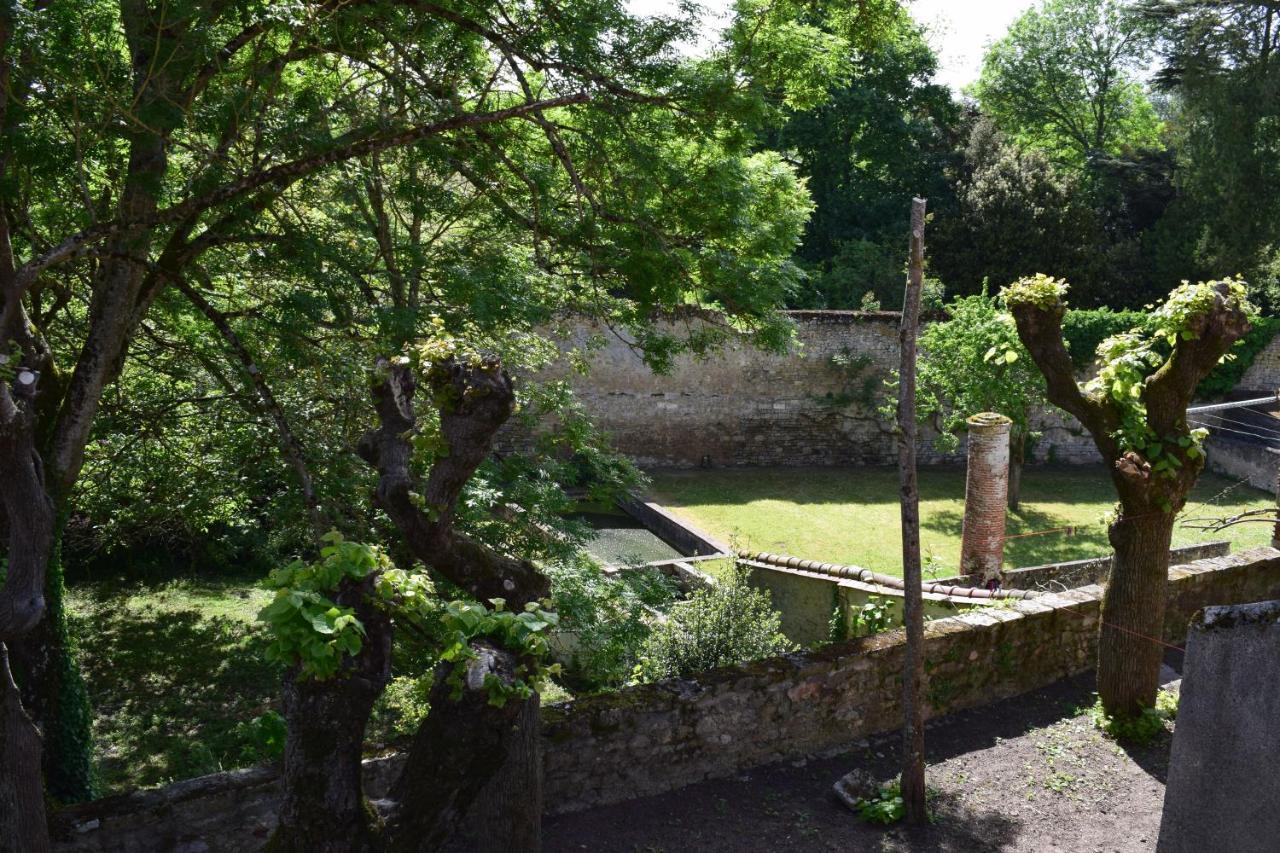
[
  {"xmin": 70, "ymin": 596, "xmax": 283, "ymax": 793},
  {"xmin": 922, "ymin": 507, "xmax": 1112, "ymax": 568}
]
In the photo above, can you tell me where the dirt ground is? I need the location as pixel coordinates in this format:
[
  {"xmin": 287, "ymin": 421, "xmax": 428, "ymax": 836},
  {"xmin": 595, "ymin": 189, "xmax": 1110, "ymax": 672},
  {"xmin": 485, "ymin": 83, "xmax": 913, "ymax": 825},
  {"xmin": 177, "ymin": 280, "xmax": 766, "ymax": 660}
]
[{"xmin": 544, "ymin": 662, "xmax": 1180, "ymax": 853}]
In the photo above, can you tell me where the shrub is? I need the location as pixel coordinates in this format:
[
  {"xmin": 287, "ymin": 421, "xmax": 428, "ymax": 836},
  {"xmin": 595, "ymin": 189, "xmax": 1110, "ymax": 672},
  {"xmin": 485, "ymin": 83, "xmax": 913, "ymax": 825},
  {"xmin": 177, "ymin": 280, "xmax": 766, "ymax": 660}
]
[
  {"xmin": 634, "ymin": 563, "xmax": 795, "ymax": 682},
  {"xmin": 855, "ymin": 781, "xmax": 906, "ymax": 825},
  {"xmin": 544, "ymin": 555, "xmax": 671, "ymax": 691}
]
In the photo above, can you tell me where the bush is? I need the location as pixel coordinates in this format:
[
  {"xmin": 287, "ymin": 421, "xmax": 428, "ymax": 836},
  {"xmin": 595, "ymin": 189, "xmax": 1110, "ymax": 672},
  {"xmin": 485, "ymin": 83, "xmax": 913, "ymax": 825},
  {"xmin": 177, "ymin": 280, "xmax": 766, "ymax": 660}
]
[
  {"xmin": 1058, "ymin": 308, "xmax": 1279, "ymax": 398},
  {"xmin": 544, "ymin": 555, "xmax": 673, "ymax": 691},
  {"xmin": 634, "ymin": 563, "xmax": 795, "ymax": 682}
]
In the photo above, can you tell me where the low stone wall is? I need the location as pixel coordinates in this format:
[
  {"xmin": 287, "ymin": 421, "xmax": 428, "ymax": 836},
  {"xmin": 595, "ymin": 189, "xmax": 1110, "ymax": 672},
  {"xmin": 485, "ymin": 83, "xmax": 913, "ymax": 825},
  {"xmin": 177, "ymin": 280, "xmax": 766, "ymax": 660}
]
[
  {"xmin": 54, "ymin": 549, "xmax": 1280, "ymax": 852},
  {"xmin": 541, "ymin": 548, "xmax": 1280, "ymax": 814},
  {"xmin": 999, "ymin": 541, "xmax": 1232, "ymax": 591},
  {"xmin": 1205, "ymin": 435, "xmax": 1278, "ymax": 495}
]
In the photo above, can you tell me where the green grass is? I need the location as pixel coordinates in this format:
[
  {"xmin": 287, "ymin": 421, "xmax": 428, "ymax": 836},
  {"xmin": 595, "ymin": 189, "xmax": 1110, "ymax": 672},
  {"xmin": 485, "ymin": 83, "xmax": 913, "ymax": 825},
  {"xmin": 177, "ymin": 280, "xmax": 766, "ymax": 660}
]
[
  {"xmin": 647, "ymin": 465, "xmax": 1275, "ymax": 577},
  {"xmin": 67, "ymin": 576, "xmax": 282, "ymax": 793}
]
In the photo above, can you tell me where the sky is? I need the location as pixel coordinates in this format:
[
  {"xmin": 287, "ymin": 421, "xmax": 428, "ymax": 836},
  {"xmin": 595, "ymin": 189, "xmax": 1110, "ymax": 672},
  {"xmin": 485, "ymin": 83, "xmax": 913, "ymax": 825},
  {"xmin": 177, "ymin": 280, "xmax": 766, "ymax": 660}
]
[{"xmin": 625, "ymin": 0, "xmax": 1040, "ymax": 94}]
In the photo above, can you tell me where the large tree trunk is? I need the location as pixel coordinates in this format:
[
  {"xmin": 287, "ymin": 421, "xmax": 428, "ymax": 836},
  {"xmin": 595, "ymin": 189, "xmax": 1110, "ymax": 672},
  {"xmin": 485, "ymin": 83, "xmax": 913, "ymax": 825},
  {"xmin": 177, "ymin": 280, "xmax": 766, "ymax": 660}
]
[
  {"xmin": 10, "ymin": 515, "xmax": 96, "ymax": 804},
  {"xmin": 1097, "ymin": 509, "xmax": 1175, "ymax": 717},
  {"xmin": 388, "ymin": 643, "xmax": 542, "ymax": 853},
  {"xmin": 0, "ymin": 376, "xmax": 55, "ymax": 852},
  {"xmin": 0, "ymin": 644, "xmax": 48, "ymax": 853},
  {"xmin": 269, "ymin": 579, "xmax": 392, "ymax": 853}
]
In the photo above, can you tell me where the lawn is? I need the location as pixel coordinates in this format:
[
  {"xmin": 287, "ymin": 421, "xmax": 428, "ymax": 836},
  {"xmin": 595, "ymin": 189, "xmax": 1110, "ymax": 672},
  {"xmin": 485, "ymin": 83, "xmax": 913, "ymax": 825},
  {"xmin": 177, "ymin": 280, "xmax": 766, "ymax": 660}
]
[
  {"xmin": 67, "ymin": 576, "xmax": 282, "ymax": 793},
  {"xmin": 646, "ymin": 465, "xmax": 1276, "ymax": 577}
]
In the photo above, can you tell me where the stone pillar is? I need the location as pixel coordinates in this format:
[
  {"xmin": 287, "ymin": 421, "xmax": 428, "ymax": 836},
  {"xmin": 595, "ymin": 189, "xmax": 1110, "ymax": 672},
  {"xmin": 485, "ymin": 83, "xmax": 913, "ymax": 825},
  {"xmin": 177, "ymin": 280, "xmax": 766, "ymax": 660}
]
[
  {"xmin": 959, "ymin": 413, "xmax": 1011, "ymax": 585},
  {"xmin": 1158, "ymin": 600, "xmax": 1280, "ymax": 853}
]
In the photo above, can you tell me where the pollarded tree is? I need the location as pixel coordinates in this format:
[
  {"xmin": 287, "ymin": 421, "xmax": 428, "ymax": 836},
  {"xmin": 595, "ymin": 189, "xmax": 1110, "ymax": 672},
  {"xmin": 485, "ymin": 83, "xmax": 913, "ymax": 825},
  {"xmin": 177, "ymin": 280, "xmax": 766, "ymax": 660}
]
[
  {"xmin": 0, "ymin": 0, "xmax": 840, "ymax": 848},
  {"xmin": 1002, "ymin": 273, "xmax": 1254, "ymax": 717},
  {"xmin": 917, "ymin": 291, "xmax": 1046, "ymax": 510}
]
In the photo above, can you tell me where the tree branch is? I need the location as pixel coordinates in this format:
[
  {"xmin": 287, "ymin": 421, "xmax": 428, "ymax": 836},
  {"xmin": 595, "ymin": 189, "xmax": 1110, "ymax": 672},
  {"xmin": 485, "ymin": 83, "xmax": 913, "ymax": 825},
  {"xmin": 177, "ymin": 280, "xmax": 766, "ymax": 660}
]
[{"xmin": 358, "ymin": 357, "xmax": 549, "ymax": 607}]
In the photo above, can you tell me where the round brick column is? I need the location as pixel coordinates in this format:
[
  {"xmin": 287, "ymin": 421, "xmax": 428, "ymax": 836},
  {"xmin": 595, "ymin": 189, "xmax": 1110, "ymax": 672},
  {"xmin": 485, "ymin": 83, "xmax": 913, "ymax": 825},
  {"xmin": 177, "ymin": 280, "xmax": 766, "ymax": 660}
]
[{"xmin": 960, "ymin": 412, "xmax": 1011, "ymax": 585}]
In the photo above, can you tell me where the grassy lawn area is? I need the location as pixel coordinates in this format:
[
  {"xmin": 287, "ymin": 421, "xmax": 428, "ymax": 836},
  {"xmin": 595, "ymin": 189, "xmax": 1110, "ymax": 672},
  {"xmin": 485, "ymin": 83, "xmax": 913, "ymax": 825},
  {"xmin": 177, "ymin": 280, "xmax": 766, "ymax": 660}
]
[
  {"xmin": 647, "ymin": 465, "xmax": 1276, "ymax": 577},
  {"xmin": 67, "ymin": 576, "xmax": 282, "ymax": 793}
]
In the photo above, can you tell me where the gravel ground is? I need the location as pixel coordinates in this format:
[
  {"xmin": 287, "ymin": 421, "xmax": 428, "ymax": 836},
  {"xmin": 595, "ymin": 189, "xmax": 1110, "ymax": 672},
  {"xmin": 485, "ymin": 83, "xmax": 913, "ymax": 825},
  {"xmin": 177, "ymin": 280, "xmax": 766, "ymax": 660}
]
[{"xmin": 544, "ymin": 663, "xmax": 1180, "ymax": 853}]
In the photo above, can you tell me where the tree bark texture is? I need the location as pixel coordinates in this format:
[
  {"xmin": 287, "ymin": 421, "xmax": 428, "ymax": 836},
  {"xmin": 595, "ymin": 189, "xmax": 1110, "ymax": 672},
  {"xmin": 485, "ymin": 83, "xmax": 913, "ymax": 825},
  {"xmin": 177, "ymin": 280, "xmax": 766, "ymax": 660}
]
[
  {"xmin": 270, "ymin": 576, "xmax": 392, "ymax": 853},
  {"xmin": 388, "ymin": 643, "xmax": 542, "ymax": 853},
  {"xmin": 1098, "ymin": 511, "xmax": 1175, "ymax": 716},
  {"xmin": 359, "ymin": 356, "xmax": 549, "ymax": 850},
  {"xmin": 0, "ymin": 644, "xmax": 48, "ymax": 853},
  {"xmin": 1009, "ymin": 280, "xmax": 1252, "ymax": 717},
  {"xmin": 896, "ymin": 197, "xmax": 928, "ymax": 825}
]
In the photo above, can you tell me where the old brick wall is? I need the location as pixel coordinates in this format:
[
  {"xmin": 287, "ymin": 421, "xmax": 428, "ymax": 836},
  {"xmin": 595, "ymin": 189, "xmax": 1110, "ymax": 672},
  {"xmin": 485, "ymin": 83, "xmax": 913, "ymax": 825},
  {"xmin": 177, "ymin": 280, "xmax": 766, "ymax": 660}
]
[
  {"xmin": 513, "ymin": 312, "xmax": 1100, "ymax": 468},
  {"xmin": 54, "ymin": 549, "xmax": 1280, "ymax": 851}
]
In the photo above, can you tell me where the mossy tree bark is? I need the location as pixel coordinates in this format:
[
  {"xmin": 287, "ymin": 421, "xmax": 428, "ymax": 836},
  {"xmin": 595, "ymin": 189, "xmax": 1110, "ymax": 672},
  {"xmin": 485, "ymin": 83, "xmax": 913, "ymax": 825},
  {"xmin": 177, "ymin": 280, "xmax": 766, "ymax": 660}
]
[
  {"xmin": 360, "ymin": 357, "xmax": 549, "ymax": 852},
  {"xmin": 1009, "ymin": 281, "xmax": 1251, "ymax": 717},
  {"xmin": 273, "ymin": 355, "xmax": 550, "ymax": 852},
  {"xmin": 270, "ymin": 573, "xmax": 392, "ymax": 853}
]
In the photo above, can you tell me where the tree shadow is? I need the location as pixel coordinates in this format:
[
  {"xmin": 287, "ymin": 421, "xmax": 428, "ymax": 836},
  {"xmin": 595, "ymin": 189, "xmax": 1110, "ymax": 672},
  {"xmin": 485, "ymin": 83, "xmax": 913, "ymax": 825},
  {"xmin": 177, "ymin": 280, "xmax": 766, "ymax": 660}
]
[
  {"xmin": 70, "ymin": 597, "xmax": 283, "ymax": 793},
  {"xmin": 922, "ymin": 506, "xmax": 1112, "ymax": 569}
]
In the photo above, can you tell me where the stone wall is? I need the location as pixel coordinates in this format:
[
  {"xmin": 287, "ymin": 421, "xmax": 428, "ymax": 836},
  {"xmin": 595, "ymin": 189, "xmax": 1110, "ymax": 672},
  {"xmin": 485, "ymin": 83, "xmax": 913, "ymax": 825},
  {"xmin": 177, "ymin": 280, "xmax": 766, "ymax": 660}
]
[
  {"xmin": 56, "ymin": 549, "xmax": 1280, "ymax": 851},
  {"xmin": 1205, "ymin": 435, "xmax": 1279, "ymax": 495},
  {"xmin": 522, "ymin": 312, "xmax": 1100, "ymax": 468},
  {"xmin": 998, "ymin": 541, "xmax": 1232, "ymax": 591},
  {"xmin": 1236, "ymin": 332, "xmax": 1280, "ymax": 391},
  {"xmin": 543, "ymin": 548, "xmax": 1280, "ymax": 814}
]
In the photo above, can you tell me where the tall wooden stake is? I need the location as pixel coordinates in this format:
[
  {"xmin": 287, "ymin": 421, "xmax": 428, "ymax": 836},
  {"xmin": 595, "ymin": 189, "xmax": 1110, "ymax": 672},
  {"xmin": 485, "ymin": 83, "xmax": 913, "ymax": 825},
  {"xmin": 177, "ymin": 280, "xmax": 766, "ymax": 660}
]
[{"xmin": 897, "ymin": 197, "xmax": 928, "ymax": 824}]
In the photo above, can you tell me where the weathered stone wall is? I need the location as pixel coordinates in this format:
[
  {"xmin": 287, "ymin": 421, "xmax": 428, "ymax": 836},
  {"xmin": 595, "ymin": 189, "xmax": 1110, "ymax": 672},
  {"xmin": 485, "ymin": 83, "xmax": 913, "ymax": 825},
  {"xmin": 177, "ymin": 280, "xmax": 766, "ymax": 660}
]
[
  {"xmin": 520, "ymin": 312, "xmax": 1100, "ymax": 468},
  {"xmin": 1205, "ymin": 435, "xmax": 1279, "ymax": 494},
  {"xmin": 998, "ymin": 541, "xmax": 1232, "ymax": 592},
  {"xmin": 56, "ymin": 548, "xmax": 1280, "ymax": 852},
  {"xmin": 543, "ymin": 548, "xmax": 1280, "ymax": 814},
  {"xmin": 1236, "ymin": 332, "xmax": 1280, "ymax": 391}
]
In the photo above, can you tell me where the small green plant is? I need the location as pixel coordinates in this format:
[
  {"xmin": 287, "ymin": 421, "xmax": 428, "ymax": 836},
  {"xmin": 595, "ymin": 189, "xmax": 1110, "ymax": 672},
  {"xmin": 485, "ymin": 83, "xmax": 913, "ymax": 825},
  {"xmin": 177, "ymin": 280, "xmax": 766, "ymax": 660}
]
[
  {"xmin": 851, "ymin": 595, "xmax": 893, "ymax": 636},
  {"xmin": 855, "ymin": 781, "xmax": 906, "ymax": 825},
  {"xmin": 233, "ymin": 710, "xmax": 287, "ymax": 761},
  {"xmin": 258, "ymin": 532, "xmax": 395, "ymax": 680},
  {"xmin": 1084, "ymin": 689, "xmax": 1178, "ymax": 746},
  {"xmin": 437, "ymin": 597, "xmax": 561, "ymax": 707}
]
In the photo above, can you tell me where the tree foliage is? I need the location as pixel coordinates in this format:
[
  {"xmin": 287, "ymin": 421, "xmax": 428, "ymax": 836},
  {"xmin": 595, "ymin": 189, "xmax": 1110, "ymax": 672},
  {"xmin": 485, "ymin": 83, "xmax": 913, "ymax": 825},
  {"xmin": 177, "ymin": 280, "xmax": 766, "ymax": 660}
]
[
  {"xmin": 1137, "ymin": 0, "xmax": 1280, "ymax": 306},
  {"xmin": 975, "ymin": 0, "xmax": 1162, "ymax": 163},
  {"xmin": 917, "ymin": 290, "xmax": 1046, "ymax": 457}
]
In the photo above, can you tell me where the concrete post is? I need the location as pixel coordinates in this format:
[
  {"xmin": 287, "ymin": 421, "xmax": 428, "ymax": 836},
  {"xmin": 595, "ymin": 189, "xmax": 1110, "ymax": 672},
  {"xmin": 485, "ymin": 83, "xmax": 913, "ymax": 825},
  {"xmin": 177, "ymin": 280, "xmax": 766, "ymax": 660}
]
[
  {"xmin": 1158, "ymin": 600, "xmax": 1280, "ymax": 853},
  {"xmin": 959, "ymin": 413, "xmax": 1011, "ymax": 585}
]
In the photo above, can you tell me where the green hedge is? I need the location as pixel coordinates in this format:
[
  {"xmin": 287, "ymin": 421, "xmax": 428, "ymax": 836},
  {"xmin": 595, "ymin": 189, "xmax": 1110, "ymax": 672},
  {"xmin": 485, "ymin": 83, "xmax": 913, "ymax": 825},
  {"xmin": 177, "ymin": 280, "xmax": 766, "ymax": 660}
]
[{"xmin": 1060, "ymin": 309, "xmax": 1280, "ymax": 399}]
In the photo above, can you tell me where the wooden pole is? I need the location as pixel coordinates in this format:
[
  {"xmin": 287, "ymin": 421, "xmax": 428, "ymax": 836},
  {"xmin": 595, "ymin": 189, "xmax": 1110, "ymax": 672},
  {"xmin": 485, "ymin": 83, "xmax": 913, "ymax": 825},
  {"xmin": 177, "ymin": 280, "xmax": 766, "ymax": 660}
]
[{"xmin": 897, "ymin": 197, "xmax": 928, "ymax": 824}]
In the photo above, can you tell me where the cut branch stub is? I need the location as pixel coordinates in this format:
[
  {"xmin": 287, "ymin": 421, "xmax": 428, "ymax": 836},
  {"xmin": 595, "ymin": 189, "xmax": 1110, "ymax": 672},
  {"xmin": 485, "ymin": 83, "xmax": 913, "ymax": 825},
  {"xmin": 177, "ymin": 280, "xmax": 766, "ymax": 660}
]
[{"xmin": 359, "ymin": 356, "xmax": 549, "ymax": 608}]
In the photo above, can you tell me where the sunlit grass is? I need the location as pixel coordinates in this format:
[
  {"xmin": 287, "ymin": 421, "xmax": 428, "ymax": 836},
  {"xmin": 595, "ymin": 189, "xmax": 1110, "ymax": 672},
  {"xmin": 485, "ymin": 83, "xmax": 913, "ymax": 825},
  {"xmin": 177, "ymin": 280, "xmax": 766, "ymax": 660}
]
[{"xmin": 648, "ymin": 465, "xmax": 1275, "ymax": 577}]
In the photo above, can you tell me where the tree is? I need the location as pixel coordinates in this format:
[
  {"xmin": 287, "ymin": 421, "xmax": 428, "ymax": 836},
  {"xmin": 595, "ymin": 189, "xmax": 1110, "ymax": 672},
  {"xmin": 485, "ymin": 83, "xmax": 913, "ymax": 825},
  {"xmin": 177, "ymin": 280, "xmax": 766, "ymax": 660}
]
[
  {"xmin": 917, "ymin": 292, "xmax": 1046, "ymax": 510},
  {"xmin": 930, "ymin": 119, "xmax": 1104, "ymax": 302},
  {"xmin": 1003, "ymin": 273, "xmax": 1254, "ymax": 717},
  {"xmin": 769, "ymin": 6, "xmax": 960, "ymax": 308},
  {"xmin": 975, "ymin": 0, "xmax": 1162, "ymax": 164},
  {"xmin": 1136, "ymin": 1, "xmax": 1280, "ymax": 306},
  {"xmin": 0, "ymin": 0, "xmax": 835, "ymax": 847}
]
